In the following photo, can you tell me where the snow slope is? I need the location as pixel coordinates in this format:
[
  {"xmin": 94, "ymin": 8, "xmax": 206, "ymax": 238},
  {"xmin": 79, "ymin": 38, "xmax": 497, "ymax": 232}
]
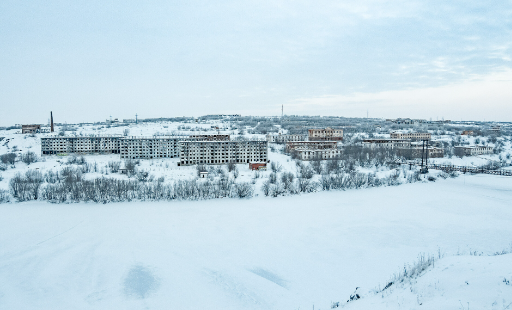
[
  {"xmin": 345, "ymin": 254, "xmax": 512, "ymax": 310},
  {"xmin": 0, "ymin": 175, "xmax": 511, "ymax": 310}
]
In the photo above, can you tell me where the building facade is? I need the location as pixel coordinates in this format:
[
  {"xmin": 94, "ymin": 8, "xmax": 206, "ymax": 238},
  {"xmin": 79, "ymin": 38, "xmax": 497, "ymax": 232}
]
[
  {"xmin": 22, "ymin": 124, "xmax": 41, "ymax": 134},
  {"xmin": 120, "ymin": 137, "xmax": 187, "ymax": 159},
  {"xmin": 266, "ymin": 134, "xmax": 306, "ymax": 143},
  {"xmin": 189, "ymin": 134, "xmax": 230, "ymax": 141},
  {"xmin": 390, "ymin": 132, "xmax": 431, "ymax": 140},
  {"xmin": 308, "ymin": 128, "xmax": 343, "ymax": 141},
  {"xmin": 286, "ymin": 141, "xmax": 337, "ymax": 152},
  {"xmin": 293, "ymin": 148, "xmax": 342, "ymax": 161},
  {"xmin": 454, "ymin": 146, "xmax": 494, "ymax": 156},
  {"xmin": 362, "ymin": 139, "xmax": 412, "ymax": 148},
  {"xmin": 179, "ymin": 140, "xmax": 268, "ymax": 166},
  {"xmin": 41, "ymin": 136, "xmax": 121, "ymax": 155}
]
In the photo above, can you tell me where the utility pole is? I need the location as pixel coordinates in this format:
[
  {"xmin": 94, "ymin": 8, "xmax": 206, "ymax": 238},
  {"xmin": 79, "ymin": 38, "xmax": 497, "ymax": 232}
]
[
  {"xmin": 136, "ymin": 113, "xmax": 138, "ymax": 124},
  {"xmin": 281, "ymin": 104, "xmax": 283, "ymax": 117},
  {"xmin": 420, "ymin": 139, "xmax": 429, "ymax": 174}
]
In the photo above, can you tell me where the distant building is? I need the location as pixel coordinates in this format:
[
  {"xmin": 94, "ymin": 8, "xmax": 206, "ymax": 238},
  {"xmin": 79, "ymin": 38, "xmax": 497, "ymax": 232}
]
[
  {"xmin": 461, "ymin": 130, "xmax": 474, "ymax": 136},
  {"xmin": 41, "ymin": 136, "xmax": 122, "ymax": 155},
  {"xmin": 179, "ymin": 140, "xmax": 268, "ymax": 166},
  {"xmin": 249, "ymin": 162, "xmax": 267, "ymax": 171},
  {"xmin": 490, "ymin": 126, "xmax": 501, "ymax": 132},
  {"xmin": 398, "ymin": 146, "xmax": 444, "ymax": 159},
  {"xmin": 266, "ymin": 133, "xmax": 306, "ymax": 143},
  {"xmin": 362, "ymin": 139, "xmax": 412, "ymax": 148},
  {"xmin": 188, "ymin": 134, "xmax": 230, "ymax": 141},
  {"xmin": 293, "ymin": 148, "xmax": 341, "ymax": 161},
  {"xmin": 454, "ymin": 146, "xmax": 494, "ymax": 157},
  {"xmin": 308, "ymin": 127, "xmax": 343, "ymax": 141},
  {"xmin": 22, "ymin": 124, "xmax": 41, "ymax": 134},
  {"xmin": 286, "ymin": 141, "xmax": 337, "ymax": 152},
  {"xmin": 390, "ymin": 132, "xmax": 431, "ymax": 141},
  {"xmin": 120, "ymin": 136, "xmax": 187, "ymax": 159}
]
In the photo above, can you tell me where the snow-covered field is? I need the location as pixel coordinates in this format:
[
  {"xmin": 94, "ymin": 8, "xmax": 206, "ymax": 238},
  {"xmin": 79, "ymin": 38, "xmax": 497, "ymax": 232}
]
[{"xmin": 1, "ymin": 174, "xmax": 511, "ymax": 310}]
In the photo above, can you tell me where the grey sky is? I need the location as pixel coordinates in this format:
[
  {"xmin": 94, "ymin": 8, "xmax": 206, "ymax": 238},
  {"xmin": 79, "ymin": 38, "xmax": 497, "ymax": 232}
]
[{"xmin": 1, "ymin": 0, "xmax": 511, "ymax": 126}]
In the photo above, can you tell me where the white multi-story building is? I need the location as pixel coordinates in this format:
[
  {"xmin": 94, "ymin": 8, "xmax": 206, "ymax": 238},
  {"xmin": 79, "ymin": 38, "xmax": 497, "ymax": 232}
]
[
  {"xmin": 390, "ymin": 132, "xmax": 431, "ymax": 140},
  {"xmin": 266, "ymin": 133, "xmax": 306, "ymax": 143},
  {"xmin": 293, "ymin": 148, "xmax": 341, "ymax": 161},
  {"xmin": 179, "ymin": 140, "xmax": 268, "ymax": 166},
  {"xmin": 308, "ymin": 128, "xmax": 343, "ymax": 141},
  {"xmin": 120, "ymin": 136, "xmax": 187, "ymax": 159},
  {"xmin": 286, "ymin": 141, "xmax": 337, "ymax": 152},
  {"xmin": 362, "ymin": 139, "xmax": 412, "ymax": 148},
  {"xmin": 454, "ymin": 146, "xmax": 494, "ymax": 156},
  {"xmin": 41, "ymin": 136, "xmax": 122, "ymax": 155}
]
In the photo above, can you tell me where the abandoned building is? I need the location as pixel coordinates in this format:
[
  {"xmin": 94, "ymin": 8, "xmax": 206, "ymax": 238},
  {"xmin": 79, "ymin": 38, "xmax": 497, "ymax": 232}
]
[
  {"xmin": 285, "ymin": 141, "xmax": 337, "ymax": 152},
  {"xmin": 179, "ymin": 140, "xmax": 268, "ymax": 166},
  {"xmin": 292, "ymin": 148, "xmax": 342, "ymax": 161},
  {"xmin": 120, "ymin": 136, "xmax": 187, "ymax": 159},
  {"xmin": 454, "ymin": 146, "xmax": 494, "ymax": 156},
  {"xmin": 188, "ymin": 134, "xmax": 230, "ymax": 141},
  {"xmin": 22, "ymin": 124, "xmax": 41, "ymax": 134},
  {"xmin": 249, "ymin": 162, "xmax": 267, "ymax": 171},
  {"xmin": 266, "ymin": 133, "xmax": 307, "ymax": 143},
  {"xmin": 41, "ymin": 136, "xmax": 122, "ymax": 155},
  {"xmin": 396, "ymin": 146, "xmax": 444, "ymax": 159},
  {"xmin": 308, "ymin": 127, "xmax": 343, "ymax": 141},
  {"xmin": 390, "ymin": 132, "xmax": 431, "ymax": 141},
  {"xmin": 362, "ymin": 139, "xmax": 412, "ymax": 148}
]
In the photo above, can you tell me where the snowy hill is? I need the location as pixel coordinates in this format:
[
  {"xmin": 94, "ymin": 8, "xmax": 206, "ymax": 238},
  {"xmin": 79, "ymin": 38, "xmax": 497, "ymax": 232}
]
[{"xmin": 345, "ymin": 254, "xmax": 512, "ymax": 310}]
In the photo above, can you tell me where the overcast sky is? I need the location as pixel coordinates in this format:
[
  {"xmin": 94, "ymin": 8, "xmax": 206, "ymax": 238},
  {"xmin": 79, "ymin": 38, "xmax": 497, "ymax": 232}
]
[{"xmin": 1, "ymin": 0, "xmax": 511, "ymax": 126}]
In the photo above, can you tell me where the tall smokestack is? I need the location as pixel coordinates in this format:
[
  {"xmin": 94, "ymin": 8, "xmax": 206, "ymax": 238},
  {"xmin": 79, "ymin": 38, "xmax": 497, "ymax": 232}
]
[{"xmin": 51, "ymin": 111, "xmax": 54, "ymax": 133}]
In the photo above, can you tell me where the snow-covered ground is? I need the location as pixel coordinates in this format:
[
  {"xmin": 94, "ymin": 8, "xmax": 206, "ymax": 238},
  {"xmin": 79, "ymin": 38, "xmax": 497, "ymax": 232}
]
[{"xmin": 1, "ymin": 174, "xmax": 511, "ymax": 310}]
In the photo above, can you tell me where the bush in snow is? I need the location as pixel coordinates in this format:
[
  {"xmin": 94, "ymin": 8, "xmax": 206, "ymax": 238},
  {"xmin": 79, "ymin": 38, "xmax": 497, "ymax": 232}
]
[
  {"xmin": 20, "ymin": 151, "xmax": 38, "ymax": 165},
  {"xmin": 0, "ymin": 189, "xmax": 10, "ymax": 203},
  {"xmin": 1, "ymin": 153, "xmax": 17, "ymax": 165},
  {"xmin": 9, "ymin": 170, "xmax": 44, "ymax": 201}
]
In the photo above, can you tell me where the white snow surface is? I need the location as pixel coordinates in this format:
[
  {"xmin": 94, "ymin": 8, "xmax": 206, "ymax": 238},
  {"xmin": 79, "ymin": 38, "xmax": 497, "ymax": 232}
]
[{"xmin": 1, "ymin": 174, "xmax": 512, "ymax": 310}]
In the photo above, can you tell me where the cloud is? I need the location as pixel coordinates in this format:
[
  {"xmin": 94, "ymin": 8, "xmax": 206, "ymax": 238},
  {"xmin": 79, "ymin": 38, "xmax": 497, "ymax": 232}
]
[{"xmin": 287, "ymin": 68, "xmax": 512, "ymax": 121}]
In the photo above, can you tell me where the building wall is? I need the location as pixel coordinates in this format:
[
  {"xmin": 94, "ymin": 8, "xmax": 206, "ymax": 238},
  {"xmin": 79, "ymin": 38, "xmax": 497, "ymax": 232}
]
[
  {"xmin": 22, "ymin": 125, "xmax": 41, "ymax": 134},
  {"xmin": 362, "ymin": 139, "xmax": 412, "ymax": 148},
  {"xmin": 286, "ymin": 141, "xmax": 337, "ymax": 151},
  {"xmin": 179, "ymin": 141, "xmax": 268, "ymax": 166},
  {"xmin": 390, "ymin": 132, "xmax": 431, "ymax": 140},
  {"xmin": 120, "ymin": 137, "xmax": 186, "ymax": 159},
  {"xmin": 454, "ymin": 146, "xmax": 494, "ymax": 156},
  {"xmin": 295, "ymin": 148, "xmax": 341, "ymax": 161},
  {"xmin": 189, "ymin": 134, "xmax": 230, "ymax": 141},
  {"xmin": 266, "ymin": 134, "xmax": 306, "ymax": 143},
  {"xmin": 308, "ymin": 128, "xmax": 343, "ymax": 141},
  {"xmin": 41, "ymin": 136, "xmax": 121, "ymax": 155}
]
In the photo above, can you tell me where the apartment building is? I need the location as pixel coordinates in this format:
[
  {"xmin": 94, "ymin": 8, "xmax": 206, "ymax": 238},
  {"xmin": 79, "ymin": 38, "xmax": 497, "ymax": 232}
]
[
  {"xmin": 22, "ymin": 124, "xmax": 41, "ymax": 134},
  {"xmin": 362, "ymin": 139, "xmax": 412, "ymax": 148},
  {"xmin": 308, "ymin": 127, "xmax": 343, "ymax": 141},
  {"xmin": 286, "ymin": 141, "xmax": 337, "ymax": 152},
  {"xmin": 454, "ymin": 146, "xmax": 494, "ymax": 156},
  {"xmin": 390, "ymin": 132, "xmax": 431, "ymax": 140},
  {"xmin": 41, "ymin": 136, "xmax": 121, "ymax": 155},
  {"xmin": 397, "ymin": 147, "xmax": 444, "ymax": 159},
  {"xmin": 120, "ymin": 136, "xmax": 187, "ymax": 159},
  {"xmin": 189, "ymin": 134, "xmax": 230, "ymax": 141},
  {"xmin": 266, "ymin": 133, "xmax": 306, "ymax": 143},
  {"xmin": 179, "ymin": 140, "xmax": 268, "ymax": 166},
  {"xmin": 293, "ymin": 148, "xmax": 341, "ymax": 161}
]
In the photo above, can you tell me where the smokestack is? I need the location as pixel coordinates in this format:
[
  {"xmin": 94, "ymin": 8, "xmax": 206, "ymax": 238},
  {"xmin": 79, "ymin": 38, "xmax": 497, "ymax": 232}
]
[{"xmin": 51, "ymin": 111, "xmax": 54, "ymax": 133}]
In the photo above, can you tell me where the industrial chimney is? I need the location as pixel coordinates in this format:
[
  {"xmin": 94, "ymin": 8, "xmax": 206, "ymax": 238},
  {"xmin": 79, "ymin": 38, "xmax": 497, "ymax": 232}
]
[{"xmin": 51, "ymin": 111, "xmax": 54, "ymax": 133}]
